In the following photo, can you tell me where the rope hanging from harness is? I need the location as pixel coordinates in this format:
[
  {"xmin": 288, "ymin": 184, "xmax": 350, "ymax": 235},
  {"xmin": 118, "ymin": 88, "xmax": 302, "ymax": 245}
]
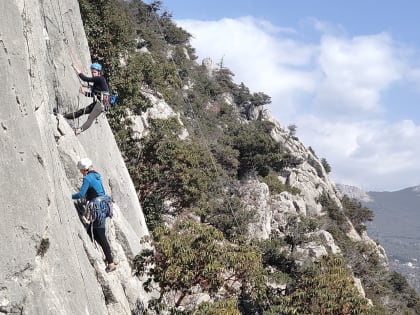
[{"xmin": 82, "ymin": 195, "xmax": 113, "ymax": 247}]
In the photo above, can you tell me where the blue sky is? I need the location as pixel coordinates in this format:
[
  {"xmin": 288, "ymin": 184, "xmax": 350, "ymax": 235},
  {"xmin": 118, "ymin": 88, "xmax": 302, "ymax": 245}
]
[{"xmin": 155, "ymin": 0, "xmax": 420, "ymax": 192}]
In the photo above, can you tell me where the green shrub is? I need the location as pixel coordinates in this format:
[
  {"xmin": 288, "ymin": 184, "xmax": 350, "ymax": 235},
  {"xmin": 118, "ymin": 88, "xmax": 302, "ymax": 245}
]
[
  {"xmin": 319, "ymin": 193, "xmax": 350, "ymax": 230},
  {"xmin": 255, "ymin": 236, "xmax": 295, "ymax": 275},
  {"xmin": 134, "ymin": 220, "xmax": 265, "ymax": 313},
  {"xmin": 200, "ymin": 194, "xmax": 255, "ymax": 240},
  {"xmin": 342, "ymin": 196, "xmax": 374, "ymax": 234},
  {"xmin": 227, "ymin": 121, "xmax": 285, "ymax": 178},
  {"xmin": 136, "ymin": 118, "xmax": 217, "ymax": 214},
  {"xmin": 321, "ymin": 157, "xmax": 332, "ymax": 173},
  {"xmin": 278, "ymin": 255, "xmax": 371, "ymax": 315},
  {"xmin": 195, "ymin": 299, "xmax": 241, "ymax": 315},
  {"xmin": 283, "ymin": 215, "xmax": 319, "ymax": 252}
]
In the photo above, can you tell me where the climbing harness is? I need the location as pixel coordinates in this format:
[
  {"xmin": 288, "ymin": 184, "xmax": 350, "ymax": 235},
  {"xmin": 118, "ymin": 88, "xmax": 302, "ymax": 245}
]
[{"xmin": 84, "ymin": 195, "xmax": 113, "ymax": 226}]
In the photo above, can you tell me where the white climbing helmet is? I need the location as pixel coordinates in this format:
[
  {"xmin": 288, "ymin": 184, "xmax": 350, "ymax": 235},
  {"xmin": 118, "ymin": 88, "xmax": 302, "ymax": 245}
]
[{"xmin": 77, "ymin": 158, "xmax": 92, "ymax": 170}]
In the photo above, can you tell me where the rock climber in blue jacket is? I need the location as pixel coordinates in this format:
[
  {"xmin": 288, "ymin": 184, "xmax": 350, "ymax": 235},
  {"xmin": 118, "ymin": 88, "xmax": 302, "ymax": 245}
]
[
  {"xmin": 64, "ymin": 63, "xmax": 110, "ymax": 135},
  {"xmin": 72, "ymin": 159, "xmax": 105, "ymax": 200},
  {"xmin": 72, "ymin": 157, "xmax": 116, "ymax": 272}
]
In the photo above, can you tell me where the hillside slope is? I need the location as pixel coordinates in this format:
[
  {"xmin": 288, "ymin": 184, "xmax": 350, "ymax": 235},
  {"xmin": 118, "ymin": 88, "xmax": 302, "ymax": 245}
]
[{"xmin": 75, "ymin": 1, "xmax": 420, "ymax": 313}]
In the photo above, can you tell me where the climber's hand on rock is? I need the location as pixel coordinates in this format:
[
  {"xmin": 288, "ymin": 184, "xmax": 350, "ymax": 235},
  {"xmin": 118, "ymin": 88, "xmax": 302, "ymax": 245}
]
[{"xmin": 72, "ymin": 64, "xmax": 81, "ymax": 74}]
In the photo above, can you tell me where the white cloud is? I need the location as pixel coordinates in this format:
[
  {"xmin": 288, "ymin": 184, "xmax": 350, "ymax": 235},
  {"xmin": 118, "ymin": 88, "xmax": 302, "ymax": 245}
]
[
  {"xmin": 297, "ymin": 116, "xmax": 420, "ymax": 191},
  {"xmin": 315, "ymin": 34, "xmax": 404, "ymax": 116},
  {"xmin": 174, "ymin": 16, "xmax": 420, "ymax": 191},
  {"xmin": 178, "ymin": 17, "xmax": 319, "ymax": 118}
]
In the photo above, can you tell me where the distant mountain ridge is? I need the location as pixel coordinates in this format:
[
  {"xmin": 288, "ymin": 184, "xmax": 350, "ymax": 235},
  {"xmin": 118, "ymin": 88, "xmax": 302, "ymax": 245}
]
[{"xmin": 336, "ymin": 183, "xmax": 420, "ymax": 293}]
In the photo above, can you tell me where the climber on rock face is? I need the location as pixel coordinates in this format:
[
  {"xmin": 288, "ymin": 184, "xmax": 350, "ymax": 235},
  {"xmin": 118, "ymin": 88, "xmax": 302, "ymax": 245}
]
[
  {"xmin": 72, "ymin": 158, "xmax": 116, "ymax": 273},
  {"xmin": 64, "ymin": 63, "xmax": 110, "ymax": 135}
]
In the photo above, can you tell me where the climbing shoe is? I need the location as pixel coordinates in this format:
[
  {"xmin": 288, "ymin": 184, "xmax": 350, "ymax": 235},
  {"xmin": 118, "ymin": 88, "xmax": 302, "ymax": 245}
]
[{"xmin": 105, "ymin": 265, "xmax": 116, "ymax": 273}]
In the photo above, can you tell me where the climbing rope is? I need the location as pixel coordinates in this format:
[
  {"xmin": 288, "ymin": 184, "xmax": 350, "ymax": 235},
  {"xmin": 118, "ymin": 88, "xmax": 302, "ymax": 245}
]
[
  {"xmin": 43, "ymin": 120, "xmax": 91, "ymax": 304},
  {"xmin": 39, "ymin": 1, "xmax": 96, "ymax": 303},
  {"xmin": 63, "ymin": 38, "xmax": 83, "ymax": 74},
  {"xmin": 41, "ymin": 0, "xmax": 85, "ymax": 118}
]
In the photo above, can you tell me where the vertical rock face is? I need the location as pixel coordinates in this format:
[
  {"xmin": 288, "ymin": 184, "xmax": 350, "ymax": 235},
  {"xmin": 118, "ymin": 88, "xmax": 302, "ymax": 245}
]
[{"xmin": 0, "ymin": 1, "xmax": 149, "ymax": 314}]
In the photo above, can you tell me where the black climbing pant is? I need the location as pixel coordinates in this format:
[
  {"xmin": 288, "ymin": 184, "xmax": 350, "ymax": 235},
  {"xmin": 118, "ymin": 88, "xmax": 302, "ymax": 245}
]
[
  {"xmin": 64, "ymin": 102, "xmax": 96, "ymax": 119},
  {"xmin": 90, "ymin": 226, "xmax": 113, "ymax": 264}
]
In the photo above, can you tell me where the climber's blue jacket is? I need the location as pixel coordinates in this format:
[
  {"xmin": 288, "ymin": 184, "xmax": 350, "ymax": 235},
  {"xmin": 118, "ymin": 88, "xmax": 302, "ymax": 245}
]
[{"xmin": 72, "ymin": 171, "xmax": 105, "ymax": 201}]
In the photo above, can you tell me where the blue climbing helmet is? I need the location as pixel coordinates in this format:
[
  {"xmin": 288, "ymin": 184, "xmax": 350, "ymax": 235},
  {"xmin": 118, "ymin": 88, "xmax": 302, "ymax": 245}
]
[{"xmin": 90, "ymin": 62, "xmax": 102, "ymax": 71}]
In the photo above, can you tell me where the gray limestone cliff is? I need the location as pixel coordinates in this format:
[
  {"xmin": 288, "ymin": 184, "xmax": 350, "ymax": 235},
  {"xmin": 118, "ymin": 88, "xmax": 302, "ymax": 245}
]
[{"xmin": 1, "ymin": 1, "xmax": 150, "ymax": 314}]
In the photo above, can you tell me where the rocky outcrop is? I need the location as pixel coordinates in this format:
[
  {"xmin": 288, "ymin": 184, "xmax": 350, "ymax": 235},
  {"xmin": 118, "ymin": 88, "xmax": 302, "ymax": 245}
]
[
  {"xmin": 336, "ymin": 183, "xmax": 373, "ymax": 202},
  {"xmin": 0, "ymin": 1, "xmax": 149, "ymax": 314},
  {"xmin": 130, "ymin": 88, "xmax": 189, "ymax": 140},
  {"xmin": 202, "ymin": 57, "xmax": 214, "ymax": 77}
]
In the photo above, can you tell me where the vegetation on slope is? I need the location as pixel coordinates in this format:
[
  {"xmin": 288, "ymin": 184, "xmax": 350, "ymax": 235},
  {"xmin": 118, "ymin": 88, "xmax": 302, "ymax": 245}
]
[{"xmin": 78, "ymin": 0, "xmax": 420, "ymax": 314}]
